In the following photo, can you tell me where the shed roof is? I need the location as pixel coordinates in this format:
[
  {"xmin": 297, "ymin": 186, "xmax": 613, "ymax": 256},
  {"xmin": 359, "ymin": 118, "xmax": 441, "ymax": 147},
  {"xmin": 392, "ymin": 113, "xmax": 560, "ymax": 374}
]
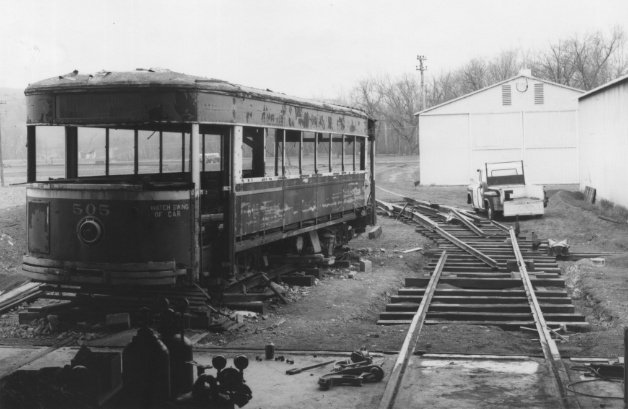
[
  {"xmin": 415, "ymin": 74, "xmax": 583, "ymax": 116},
  {"xmin": 578, "ymin": 73, "xmax": 628, "ymax": 101}
]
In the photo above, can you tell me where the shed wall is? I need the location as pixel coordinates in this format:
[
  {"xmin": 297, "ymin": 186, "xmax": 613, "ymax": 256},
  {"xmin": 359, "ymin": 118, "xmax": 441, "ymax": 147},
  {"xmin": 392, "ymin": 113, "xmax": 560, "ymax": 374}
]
[
  {"xmin": 419, "ymin": 77, "xmax": 581, "ymax": 185},
  {"xmin": 419, "ymin": 114, "xmax": 469, "ymax": 185},
  {"xmin": 579, "ymin": 80, "xmax": 628, "ymax": 208}
]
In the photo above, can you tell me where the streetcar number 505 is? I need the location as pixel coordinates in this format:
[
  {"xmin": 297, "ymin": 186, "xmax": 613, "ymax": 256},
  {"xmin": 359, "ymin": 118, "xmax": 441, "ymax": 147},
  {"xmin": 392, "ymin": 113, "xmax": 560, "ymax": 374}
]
[{"xmin": 73, "ymin": 203, "xmax": 111, "ymax": 216}]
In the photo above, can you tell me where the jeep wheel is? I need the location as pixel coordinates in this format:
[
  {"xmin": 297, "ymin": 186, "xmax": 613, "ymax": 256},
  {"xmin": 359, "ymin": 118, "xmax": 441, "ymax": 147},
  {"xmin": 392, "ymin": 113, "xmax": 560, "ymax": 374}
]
[{"xmin": 485, "ymin": 201, "xmax": 495, "ymax": 221}]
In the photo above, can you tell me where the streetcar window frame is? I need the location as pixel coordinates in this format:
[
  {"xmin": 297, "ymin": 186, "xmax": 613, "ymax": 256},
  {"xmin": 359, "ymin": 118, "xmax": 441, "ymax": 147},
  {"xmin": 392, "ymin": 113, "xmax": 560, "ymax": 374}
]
[
  {"xmin": 239, "ymin": 127, "xmax": 367, "ymax": 183},
  {"xmin": 28, "ymin": 125, "xmax": 194, "ymax": 182}
]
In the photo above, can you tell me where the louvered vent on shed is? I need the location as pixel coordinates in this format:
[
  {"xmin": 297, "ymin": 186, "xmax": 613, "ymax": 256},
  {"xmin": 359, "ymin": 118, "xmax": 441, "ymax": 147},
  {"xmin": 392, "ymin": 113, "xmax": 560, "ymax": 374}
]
[
  {"xmin": 502, "ymin": 85, "xmax": 512, "ymax": 105},
  {"xmin": 534, "ymin": 83, "xmax": 544, "ymax": 104}
]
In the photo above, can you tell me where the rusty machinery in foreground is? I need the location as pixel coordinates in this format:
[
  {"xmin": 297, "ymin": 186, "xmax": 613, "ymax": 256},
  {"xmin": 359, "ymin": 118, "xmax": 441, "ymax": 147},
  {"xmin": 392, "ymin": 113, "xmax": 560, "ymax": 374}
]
[{"xmin": 22, "ymin": 69, "xmax": 376, "ymax": 292}]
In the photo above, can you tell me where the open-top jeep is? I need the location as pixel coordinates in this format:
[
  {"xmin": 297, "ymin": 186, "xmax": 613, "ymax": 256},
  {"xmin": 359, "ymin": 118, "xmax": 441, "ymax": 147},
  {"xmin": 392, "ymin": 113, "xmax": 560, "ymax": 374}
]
[{"xmin": 467, "ymin": 161, "xmax": 548, "ymax": 220}]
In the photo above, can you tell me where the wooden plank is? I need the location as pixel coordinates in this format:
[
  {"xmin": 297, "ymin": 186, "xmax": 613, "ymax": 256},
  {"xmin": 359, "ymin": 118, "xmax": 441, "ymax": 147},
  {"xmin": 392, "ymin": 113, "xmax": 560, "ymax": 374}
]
[
  {"xmin": 377, "ymin": 251, "xmax": 447, "ymax": 409},
  {"xmin": 405, "ymin": 277, "xmax": 565, "ymax": 289},
  {"xmin": 391, "ymin": 295, "xmax": 572, "ymax": 305},
  {"xmin": 385, "ymin": 303, "xmax": 574, "ymax": 314},
  {"xmin": 222, "ymin": 293, "xmax": 268, "ymax": 303},
  {"xmin": 261, "ymin": 274, "xmax": 288, "ymax": 304},
  {"xmin": 380, "ymin": 311, "xmax": 585, "ymax": 322},
  {"xmin": 223, "ymin": 301, "xmax": 264, "ymax": 314},
  {"xmin": 0, "ymin": 289, "xmax": 43, "ymax": 314},
  {"xmin": 377, "ymin": 319, "xmax": 592, "ymax": 331},
  {"xmin": 398, "ymin": 288, "xmax": 570, "ymax": 298},
  {"xmin": 279, "ymin": 275, "xmax": 314, "ymax": 287},
  {"xmin": 0, "ymin": 282, "xmax": 40, "ymax": 306}
]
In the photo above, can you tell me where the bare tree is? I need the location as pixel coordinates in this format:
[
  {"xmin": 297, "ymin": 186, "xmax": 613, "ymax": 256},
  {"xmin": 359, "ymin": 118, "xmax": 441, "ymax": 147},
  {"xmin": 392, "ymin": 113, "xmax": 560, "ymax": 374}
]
[
  {"xmin": 460, "ymin": 58, "xmax": 489, "ymax": 92},
  {"xmin": 349, "ymin": 74, "xmax": 419, "ymax": 155},
  {"xmin": 487, "ymin": 49, "xmax": 521, "ymax": 83},
  {"xmin": 531, "ymin": 27, "xmax": 627, "ymax": 90}
]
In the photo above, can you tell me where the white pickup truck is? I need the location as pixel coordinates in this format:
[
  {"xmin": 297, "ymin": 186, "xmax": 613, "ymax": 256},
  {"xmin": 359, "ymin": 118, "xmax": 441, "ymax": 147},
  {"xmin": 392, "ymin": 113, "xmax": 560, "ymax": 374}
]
[{"xmin": 467, "ymin": 161, "xmax": 548, "ymax": 220}]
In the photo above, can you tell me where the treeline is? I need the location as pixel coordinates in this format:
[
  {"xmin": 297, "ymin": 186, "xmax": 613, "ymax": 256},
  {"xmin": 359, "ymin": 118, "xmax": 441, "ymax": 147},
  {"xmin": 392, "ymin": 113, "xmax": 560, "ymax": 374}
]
[
  {"xmin": 347, "ymin": 27, "xmax": 628, "ymax": 156},
  {"xmin": 1, "ymin": 28, "xmax": 627, "ymax": 161}
]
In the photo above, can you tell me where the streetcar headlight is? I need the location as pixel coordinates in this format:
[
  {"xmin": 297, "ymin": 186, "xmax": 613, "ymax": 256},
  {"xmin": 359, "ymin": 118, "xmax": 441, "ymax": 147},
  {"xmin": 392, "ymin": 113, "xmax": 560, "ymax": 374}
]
[{"xmin": 77, "ymin": 218, "xmax": 104, "ymax": 245}]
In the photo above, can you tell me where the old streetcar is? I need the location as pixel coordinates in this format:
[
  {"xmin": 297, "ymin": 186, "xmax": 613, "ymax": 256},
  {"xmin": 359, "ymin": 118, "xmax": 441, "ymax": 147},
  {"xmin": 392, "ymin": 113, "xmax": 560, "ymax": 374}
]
[{"xmin": 22, "ymin": 69, "xmax": 376, "ymax": 289}]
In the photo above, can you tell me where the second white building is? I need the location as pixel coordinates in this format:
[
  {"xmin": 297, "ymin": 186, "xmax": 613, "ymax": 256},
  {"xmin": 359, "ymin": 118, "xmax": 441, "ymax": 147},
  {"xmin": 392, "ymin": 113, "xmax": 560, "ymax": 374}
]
[{"xmin": 416, "ymin": 69, "xmax": 584, "ymax": 185}]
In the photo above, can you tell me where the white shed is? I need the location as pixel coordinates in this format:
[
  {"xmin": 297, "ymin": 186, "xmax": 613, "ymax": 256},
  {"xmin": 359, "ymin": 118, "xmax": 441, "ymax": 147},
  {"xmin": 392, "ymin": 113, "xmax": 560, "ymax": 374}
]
[
  {"xmin": 578, "ymin": 74, "xmax": 628, "ymax": 208},
  {"xmin": 416, "ymin": 70, "xmax": 583, "ymax": 185}
]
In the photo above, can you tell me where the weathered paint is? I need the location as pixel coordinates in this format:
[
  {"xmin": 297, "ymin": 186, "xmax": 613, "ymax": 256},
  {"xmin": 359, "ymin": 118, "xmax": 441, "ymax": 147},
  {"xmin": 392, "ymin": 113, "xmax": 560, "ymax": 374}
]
[
  {"xmin": 27, "ymin": 201, "xmax": 50, "ymax": 253},
  {"xmin": 25, "ymin": 186, "xmax": 192, "ymax": 266},
  {"xmin": 25, "ymin": 70, "xmax": 369, "ymax": 135},
  {"xmin": 23, "ymin": 70, "xmax": 375, "ymax": 283},
  {"xmin": 234, "ymin": 173, "xmax": 366, "ymax": 237}
]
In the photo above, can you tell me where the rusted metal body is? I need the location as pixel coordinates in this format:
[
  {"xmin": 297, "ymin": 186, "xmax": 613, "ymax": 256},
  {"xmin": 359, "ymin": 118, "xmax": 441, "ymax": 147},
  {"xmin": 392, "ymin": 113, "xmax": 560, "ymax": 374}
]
[
  {"xmin": 25, "ymin": 70, "xmax": 368, "ymax": 133},
  {"xmin": 23, "ymin": 69, "xmax": 375, "ymax": 287},
  {"xmin": 23, "ymin": 183, "xmax": 191, "ymax": 285}
]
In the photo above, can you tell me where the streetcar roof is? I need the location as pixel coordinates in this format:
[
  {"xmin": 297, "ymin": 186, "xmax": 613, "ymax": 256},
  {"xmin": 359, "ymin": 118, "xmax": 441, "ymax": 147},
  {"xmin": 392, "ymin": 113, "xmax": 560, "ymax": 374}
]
[{"xmin": 25, "ymin": 68, "xmax": 369, "ymax": 119}]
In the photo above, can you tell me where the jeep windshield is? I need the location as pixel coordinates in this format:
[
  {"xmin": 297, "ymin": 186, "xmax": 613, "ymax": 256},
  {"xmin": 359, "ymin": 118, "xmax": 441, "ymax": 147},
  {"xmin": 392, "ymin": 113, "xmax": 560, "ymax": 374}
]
[{"xmin": 485, "ymin": 161, "xmax": 525, "ymax": 186}]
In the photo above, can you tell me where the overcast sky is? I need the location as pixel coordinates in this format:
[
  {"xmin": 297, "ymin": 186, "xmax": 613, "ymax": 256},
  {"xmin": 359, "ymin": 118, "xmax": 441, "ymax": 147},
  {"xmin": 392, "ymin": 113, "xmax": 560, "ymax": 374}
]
[{"xmin": 1, "ymin": 0, "xmax": 627, "ymax": 98}]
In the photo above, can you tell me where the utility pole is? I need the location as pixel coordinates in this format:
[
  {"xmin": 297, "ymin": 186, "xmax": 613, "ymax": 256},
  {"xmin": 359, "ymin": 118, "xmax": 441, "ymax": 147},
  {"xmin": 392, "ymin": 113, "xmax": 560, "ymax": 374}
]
[
  {"xmin": 0, "ymin": 101, "xmax": 5, "ymax": 187},
  {"xmin": 416, "ymin": 55, "xmax": 427, "ymax": 111},
  {"xmin": 416, "ymin": 56, "xmax": 427, "ymax": 155}
]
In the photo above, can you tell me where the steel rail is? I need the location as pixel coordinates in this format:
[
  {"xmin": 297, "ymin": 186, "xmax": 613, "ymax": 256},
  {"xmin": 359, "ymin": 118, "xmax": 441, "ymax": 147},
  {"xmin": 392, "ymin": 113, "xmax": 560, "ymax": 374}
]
[
  {"xmin": 490, "ymin": 219, "xmax": 511, "ymax": 233},
  {"xmin": 448, "ymin": 208, "xmax": 485, "ymax": 237},
  {"xmin": 509, "ymin": 228, "xmax": 580, "ymax": 409},
  {"xmin": 393, "ymin": 204, "xmax": 498, "ymax": 269},
  {"xmin": 378, "ymin": 251, "xmax": 447, "ymax": 409}
]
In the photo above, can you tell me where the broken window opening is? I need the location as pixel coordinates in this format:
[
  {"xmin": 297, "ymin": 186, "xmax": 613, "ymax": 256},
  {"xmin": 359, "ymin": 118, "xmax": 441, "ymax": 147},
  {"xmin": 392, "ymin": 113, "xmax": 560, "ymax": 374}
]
[
  {"xmin": 317, "ymin": 133, "xmax": 331, "ymax": 174},
  {"xmin": 301, "ymin": 132, "xmax": 316, "ymax": 175},
  {"xmin": 242, "ymin": 127, "xmax": 265, "ymax": 179}
]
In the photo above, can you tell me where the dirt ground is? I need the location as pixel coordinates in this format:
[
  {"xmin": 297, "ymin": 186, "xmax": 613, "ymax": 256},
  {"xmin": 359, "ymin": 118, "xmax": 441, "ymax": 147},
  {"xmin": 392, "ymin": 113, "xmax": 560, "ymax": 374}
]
[{"xmin": 1, "ymin": 158, "xmax": 627, "ymax": 359}]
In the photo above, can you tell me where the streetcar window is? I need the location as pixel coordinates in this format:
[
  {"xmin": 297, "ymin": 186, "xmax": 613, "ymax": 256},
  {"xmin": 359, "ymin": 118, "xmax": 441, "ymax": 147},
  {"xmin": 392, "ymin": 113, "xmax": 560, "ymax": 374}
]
[
  {"xmin": 284, "ymin": 130, "xmax": 301, "ymax": 175},
  {"xmin": 34, "ymin": 126, "xmax": 65, "ymax": 181},
  {"xmin": 358, "ymin": 136, "xmax": 366, "ymax": 171},
  {"xmin": 301, "ymin": 132, "xmax": 316, "ymax": 175},
  {"xmin": 317, "ymin": 133, "xmax": 331, "ymax": 174},
  {"xmin": 162, "ymin": 131, "xmax": 184, "ymax": 173},
  {"xmin": 108, "ymin": 129, "xmax": 135, "ymax": 175},
  {"xmin": 137, "ymin": 130, "xmax": 160, "ymax": 174},
  {"xmin": 331, "ymin": 134, "xmax": 343, "ymax": 173},
  {"xmin": 265, "ymin": 128, "xmax": 280, "ymax": 176},
  {"xmin": 201, "ymin": 133, "xmax": 222, "ymax": 172},
  {"xmin": 344, "ymin": 135, "xmax": 356, "ymax": 171},
  {"xmin": 183, "ymin": 131, "xmax": 191, "ymax": 172},
  {"xmin": 77, "ymin": 128, "xmax": 106, "ymax": 177},
  {"xmin": 242, "ymin": 127, "xmax": 265, "ymax": 178}
]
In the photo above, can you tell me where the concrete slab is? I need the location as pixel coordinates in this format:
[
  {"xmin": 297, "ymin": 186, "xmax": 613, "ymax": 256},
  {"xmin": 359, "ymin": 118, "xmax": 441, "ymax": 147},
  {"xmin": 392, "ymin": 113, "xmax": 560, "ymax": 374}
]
[
  {"xmin": 393, "ymin": 356, "xmax": 562, "ymax": 409},
  {"xmin": 3, "ymin": 344, "xmax": 621, "ymax": 408},
  {"xmin": 17, "ymin": 347, "xmax": 82, "ymax": 370},
  {"xmin": 0, "ymin": 345, "xmax": 48, "ymax": 378},
  {"xmin": 191, "ymin": 351, "xmax": 395, "ymax": 409}
]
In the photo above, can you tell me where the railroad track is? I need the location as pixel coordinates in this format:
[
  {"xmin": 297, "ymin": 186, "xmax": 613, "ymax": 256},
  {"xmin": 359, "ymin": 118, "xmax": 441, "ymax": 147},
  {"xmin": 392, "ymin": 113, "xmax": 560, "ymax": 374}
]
[
  {"xmin": 376, "ymin": 199, "xmax": 589, "ymax": 409},
  {"xmin": 377, "ymin": 201, "xmax": 588, "ymax": 330}
]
